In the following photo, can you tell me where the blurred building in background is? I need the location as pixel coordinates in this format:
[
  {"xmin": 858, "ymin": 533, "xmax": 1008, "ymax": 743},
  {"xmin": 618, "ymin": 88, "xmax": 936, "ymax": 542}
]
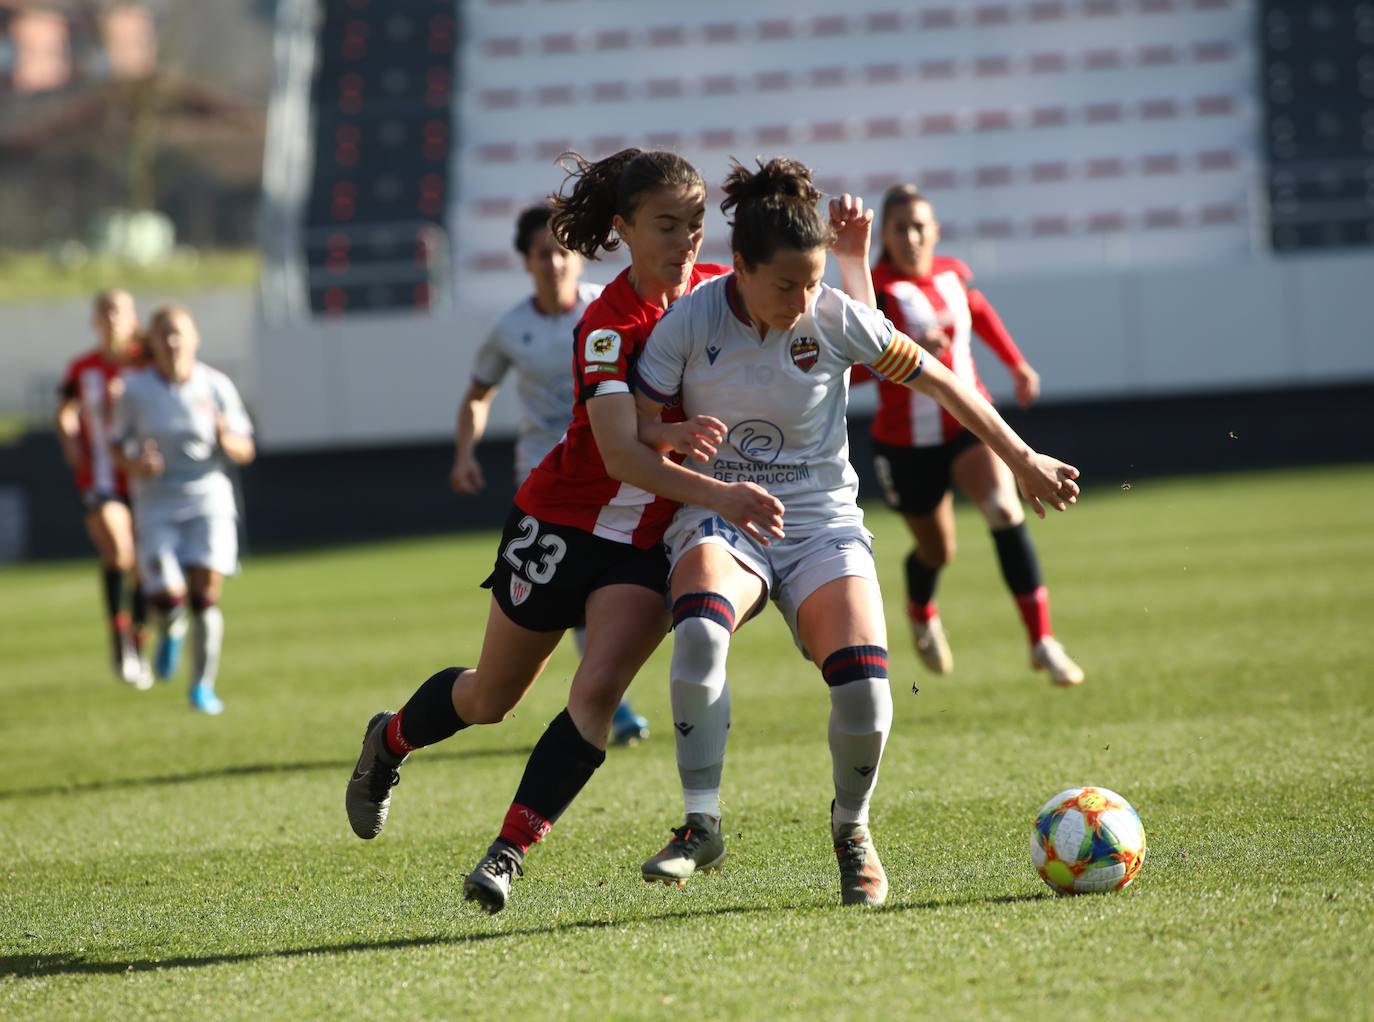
[{"xmin": 0, "ymin": 0, "xmax": 268, "ymax": 248}]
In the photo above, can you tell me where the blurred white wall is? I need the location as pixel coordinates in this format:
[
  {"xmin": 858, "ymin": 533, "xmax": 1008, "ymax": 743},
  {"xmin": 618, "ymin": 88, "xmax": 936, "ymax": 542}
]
[
  {"xmin": 246, "ymin": 0, "xmax": 1374, "ymax": 449},
  {"xmin": 3, "ymin": 289, "xmax": 255, "ymax": 421}
]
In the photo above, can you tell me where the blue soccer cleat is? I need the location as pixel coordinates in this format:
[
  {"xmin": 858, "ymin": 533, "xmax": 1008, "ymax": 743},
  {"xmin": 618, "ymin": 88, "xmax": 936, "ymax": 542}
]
[
  {"xmin": 611, "ymin": 699, "xmax": 649, "ymax": 746},
  {"xmin": 189, "ymin": 682, "xmax": 224, "ymax": 715},
  {"xmin": 154, "ymin": 621, "xmax": 186, "ymax": 681}
]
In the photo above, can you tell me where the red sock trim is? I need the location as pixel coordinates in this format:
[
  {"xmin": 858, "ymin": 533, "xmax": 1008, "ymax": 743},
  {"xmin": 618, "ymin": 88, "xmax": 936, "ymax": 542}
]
[
  {"xmin": 384, "ymin": 711, "xmax": 416, "ymax": 758},
  {"xmin": 1014, "ymin": 585, "xmax": 1052, "ymax": 644},
  {"xmin": 113, "ymin": 611, "xmax": 132, "ymax": 632},
  {"xmin": 907, "ymin": 599, "xmax": 938, "ymax": 623},
  {"xmin": 499, "ymin": 803, "xmax": 553, "ymax": 854}
]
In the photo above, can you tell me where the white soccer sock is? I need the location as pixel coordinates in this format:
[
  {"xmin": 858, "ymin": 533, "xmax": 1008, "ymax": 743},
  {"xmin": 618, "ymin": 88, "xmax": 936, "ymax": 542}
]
[
  {"xmin": 683, "ymin": 787, "xmax": 721, "ymax": 821},
  {"xmin": 670, "ymin": 614, "xmax": 733, "ymax": 797},
  {"xmin": 191, "ymin": 605, "xmax": 224, "ymax": 688},
  {"xmin": 828, "ymin": 677, "xmax": 893, "ymax": 829}
]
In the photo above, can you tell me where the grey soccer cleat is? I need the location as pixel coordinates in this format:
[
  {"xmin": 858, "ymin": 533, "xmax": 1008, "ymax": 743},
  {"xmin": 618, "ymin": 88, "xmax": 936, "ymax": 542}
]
[
  {"xmin": 345, "ymin": 711, "xmax": 406, "ymax": 839},
  {"xmin": 911, "ymin": 615, "xmax": 953, "ymax": 675},
  {"xmin": 834, "ymin": 822, "xmax": 889, "ymax": 907},
  {"xmin": 641, "ymin": 813, "xmax": 726, "ymax": 887},
  {"xmin": 463, "ymin": 841, "xmax": 525, "ymax": 914}
]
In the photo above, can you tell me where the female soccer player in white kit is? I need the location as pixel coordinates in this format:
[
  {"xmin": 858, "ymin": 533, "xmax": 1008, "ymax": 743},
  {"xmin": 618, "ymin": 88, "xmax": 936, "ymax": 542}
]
[
  {"xmin": 112, "ymin": 306, "xmax": 255, "ymax": 714},
  {"xmin": 450, "ymin": 204, "xmax": 649, "ymax": 743},
  {"xmin": 630, "ymin": 160, "xmax": 1080, "ymax": 906}
]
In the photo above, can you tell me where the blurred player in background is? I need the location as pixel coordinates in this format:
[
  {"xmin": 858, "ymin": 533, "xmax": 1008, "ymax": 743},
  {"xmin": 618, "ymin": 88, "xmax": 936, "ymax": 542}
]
[
  {"xmin": 629, "ymin": 160, "xmax": 1080, "ymax": 906},
  {"xmin": 862, "ymin": 185, "xmax": 1084, "ymax": 686},
  {"xmin": 56, "ymin": 289, "xmax": 151, "ymax": 687},
  {"xmin": 112, "ymin": 306, "xmax": 255, "ymax": 715},
  {"xmin": 345, "ymin": 148, "xmax": 780, "ymax": 914},
  {"xmin": 449, "ymin": 203, "xmax": 649, "ymax": 745}
]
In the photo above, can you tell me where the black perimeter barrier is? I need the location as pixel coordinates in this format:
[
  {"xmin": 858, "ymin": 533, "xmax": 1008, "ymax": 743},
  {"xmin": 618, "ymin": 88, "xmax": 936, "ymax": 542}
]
[{"xmin": 5, "ymin": 381, "xmax": 1372, "ymax": 561}]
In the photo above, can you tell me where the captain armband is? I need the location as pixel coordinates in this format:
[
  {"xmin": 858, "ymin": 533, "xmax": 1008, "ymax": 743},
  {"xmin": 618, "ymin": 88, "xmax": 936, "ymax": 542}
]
[{"xmin": 867, "ymin": 332, "xmax": 925, "ymax": 384}]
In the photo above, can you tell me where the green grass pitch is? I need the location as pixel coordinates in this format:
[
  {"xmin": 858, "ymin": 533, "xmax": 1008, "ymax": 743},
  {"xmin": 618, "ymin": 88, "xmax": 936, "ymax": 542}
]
[{"xmin": 2, "ymin": 465, "xmax": 1371, "ymax": 1020}]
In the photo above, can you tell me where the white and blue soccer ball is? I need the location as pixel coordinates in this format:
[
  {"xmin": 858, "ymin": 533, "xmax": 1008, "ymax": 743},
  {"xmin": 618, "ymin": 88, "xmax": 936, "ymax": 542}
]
[{"xmin": 1030, "ymin": 786, "xmax": 1146, "ymax": 895}]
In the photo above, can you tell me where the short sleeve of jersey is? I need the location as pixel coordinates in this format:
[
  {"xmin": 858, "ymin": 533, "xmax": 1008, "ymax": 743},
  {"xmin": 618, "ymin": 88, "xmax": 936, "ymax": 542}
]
[
  {"xmin": 210, "ymin": 370, "xmax": 254, "ymax": 435},
  {"xmin": 575, "ymin": 311, "xmax": 634, "ymax": 402},
  {"xmin": 939, "ymin": 256, "xmax": 975, "ymax": 287},
  {"xmin": 471, "ymin": 324, "xmax": 512, "ymax": 388},
  {"xmin": 832, "ymin": 287, "xmax": 896, "ymax": 365},
  {"xmin": 832, "ymin": 288, "xmax": 925, "ymax": 385},
  {"xmin": 633, "ymin": 301, "xmax": 692, "ymax": 405}
]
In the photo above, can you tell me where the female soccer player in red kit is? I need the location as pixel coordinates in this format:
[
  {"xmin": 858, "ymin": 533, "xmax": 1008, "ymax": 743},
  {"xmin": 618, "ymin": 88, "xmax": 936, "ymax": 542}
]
[
  {"xmin": 56, "ymin": 289, "xmax": 151, "ymax": 687},
  {"xmin": 863, "ymin": 186, "xmax": 1083, "ymax": 685},
  {"xmin": 344, "ymin": 149, "xmax": 781, "ymax": 913}
]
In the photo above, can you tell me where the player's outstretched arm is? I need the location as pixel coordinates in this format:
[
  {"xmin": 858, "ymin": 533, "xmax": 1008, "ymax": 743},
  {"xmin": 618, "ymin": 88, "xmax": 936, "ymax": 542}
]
[
  {"xmin": 592, "ymin": 392, "xmax": 785, "ymax": 543},
  {"xmin": 829, "ymin": 194, "xmax": 876, "ymax": 310},
  {"xmin": 910, "ymin": 356, "xmax": 1079, "ymax": 518},
  {"xmin": 55, "ymin": 397, "xmax": 85, "ymax": 473},
  {"xmin": 451, "ymin": 380, "xmax": 496, "ymax": 493}
]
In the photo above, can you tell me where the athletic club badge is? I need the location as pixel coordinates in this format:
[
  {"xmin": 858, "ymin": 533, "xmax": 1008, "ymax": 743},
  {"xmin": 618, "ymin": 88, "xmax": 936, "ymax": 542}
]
[
  {"xmin": 509, "ymin": 575, "xmax": 532, "ymax": 606},
  {"xmin": 790, "ymin": 336, "xmax": 819, "ymax": 372}
]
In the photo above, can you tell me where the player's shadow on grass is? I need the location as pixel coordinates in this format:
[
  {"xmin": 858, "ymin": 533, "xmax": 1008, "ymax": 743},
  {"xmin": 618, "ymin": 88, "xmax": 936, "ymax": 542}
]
[
  {"xmin": 3, "ymin": 746, "xmax": 532, "ymax": 802},
  {"xmin": 1, "ymin": 892, "xmax": 1046, "ymax": 980}
]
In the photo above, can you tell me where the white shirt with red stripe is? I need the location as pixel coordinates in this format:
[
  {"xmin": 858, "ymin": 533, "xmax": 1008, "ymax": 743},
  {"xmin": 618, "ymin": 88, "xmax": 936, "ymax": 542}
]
[
  {"xmin": 868, "ymin": 256, "xmax": 1024, "ymax": 448},
  {"xmin": 58, "ymin": 348, "xmax": 139, "ymax": 496},
  {"xmin": 515, "ymin": 263, "xmax": 729, "ymax": 549}
]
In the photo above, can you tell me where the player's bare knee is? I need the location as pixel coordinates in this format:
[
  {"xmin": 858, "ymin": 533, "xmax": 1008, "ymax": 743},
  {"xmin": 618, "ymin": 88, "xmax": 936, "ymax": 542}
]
[
  {"xmin": 980, "ymin": 497, "xmax": 1023, "ymax": 530},
  {"xmin": 920, "ymin": 538, "xmax": 955, "ymax": 568}
]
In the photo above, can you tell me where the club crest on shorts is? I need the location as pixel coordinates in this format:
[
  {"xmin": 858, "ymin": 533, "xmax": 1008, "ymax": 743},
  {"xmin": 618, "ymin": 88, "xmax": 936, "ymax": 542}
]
[
  {"xmin": 509, "ymin": 575, "xmax": 532, "ymax": 606},
  {"xmin": 790, "ymin": 336, "xmax": 819, "ymax": 372}
]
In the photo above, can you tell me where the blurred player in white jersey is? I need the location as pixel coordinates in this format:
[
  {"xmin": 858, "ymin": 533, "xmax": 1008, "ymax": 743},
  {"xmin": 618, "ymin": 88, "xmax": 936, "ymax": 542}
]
[
  {"xmin": 861, "ymin": 186, "xmax": 1083, "ymax": 685},
  {"xmin": 448, "ymin": 204, "xmax": 650, "ymax": 745},
  {"xmin": 630, "ymin": 160, "xmax": 1081, "ymax": 906},
  {"xmin": 112, "ymin": 306, "xmax": 255, "ymax": 715},
  {"xmin": 56, "ymin": 289, "xmax": 151, "ymax": 686}
]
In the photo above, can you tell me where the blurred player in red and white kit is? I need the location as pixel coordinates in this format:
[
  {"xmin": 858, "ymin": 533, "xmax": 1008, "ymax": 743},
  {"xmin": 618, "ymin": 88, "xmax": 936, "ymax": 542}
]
[
  {"xmin": 55, "ymin": 289, "xmax": 151, "ymax": 688},
  {"xmin": 861, "ymin": 186, "xmax": 1083, "ymax": 685},
  {"xmin": 345, "ymin": 148, "xmax": 780, "ymax": 913}
]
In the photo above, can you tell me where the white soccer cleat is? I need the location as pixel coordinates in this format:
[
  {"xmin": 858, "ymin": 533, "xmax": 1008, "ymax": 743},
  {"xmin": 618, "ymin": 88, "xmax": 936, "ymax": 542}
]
[
  {"xmin": 911, "ymin": 616, "xmax": 953, "ymax": 675},
  {"xmin": 118, "ymin": 647, "xmax": 153, "ymax": 690},
  {"xmin": 1031, "ymin": 637, "xmax": 1084, "ymax": 687}
]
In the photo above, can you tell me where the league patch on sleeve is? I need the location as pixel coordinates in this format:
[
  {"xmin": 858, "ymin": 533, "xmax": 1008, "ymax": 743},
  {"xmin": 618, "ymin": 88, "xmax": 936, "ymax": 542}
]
[{"xmin": 584, "ymin": 328, "xmax": 622, "ymax": 364}]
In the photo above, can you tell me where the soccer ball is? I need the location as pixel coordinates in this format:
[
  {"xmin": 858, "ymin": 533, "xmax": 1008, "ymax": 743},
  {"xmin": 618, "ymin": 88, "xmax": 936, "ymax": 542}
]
[{"xmin": 1030, "ymin": 786, "xmax": 1146, "ymax": 895}]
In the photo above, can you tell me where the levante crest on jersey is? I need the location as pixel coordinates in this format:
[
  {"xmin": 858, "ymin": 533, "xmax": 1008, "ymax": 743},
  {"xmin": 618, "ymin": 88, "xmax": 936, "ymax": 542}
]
[{"xmin": 790, "ymin": 336, "xmax": 819, "ymax": 372}]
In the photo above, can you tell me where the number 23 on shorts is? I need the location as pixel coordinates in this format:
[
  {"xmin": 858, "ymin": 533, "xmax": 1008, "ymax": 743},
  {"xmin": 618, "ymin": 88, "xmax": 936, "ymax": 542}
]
[{"xmin": 501, "ymin": 515, "xmax": 567, "ymax": 584}]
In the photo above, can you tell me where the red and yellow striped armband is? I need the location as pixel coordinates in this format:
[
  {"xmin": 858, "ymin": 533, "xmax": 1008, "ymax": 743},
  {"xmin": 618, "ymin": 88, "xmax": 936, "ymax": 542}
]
[{"xmin": 867, "ymin": 331, "xmax": 925, "ymax": 384}]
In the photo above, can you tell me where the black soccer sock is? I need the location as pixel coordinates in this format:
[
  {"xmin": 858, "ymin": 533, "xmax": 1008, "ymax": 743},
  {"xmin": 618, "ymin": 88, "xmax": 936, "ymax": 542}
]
[
  {"xmin": 991, "ymin": 523, "xmax": 1044, "ymax": 596},
  {"xmin": 386, "ymin": 666, "xmax": 470, "ymax": 757},
  {"xmin": 497, "ymin": 708, "xmax": 606, "ymax": 853},
  {"xmin": 131, "ymin": 583, "xmax": 149, "ymax": 645},
  {"xmin": 904, "ymin": 550, "xmax": 941, "ymax": 608},
  {"xmin": 101, "ymin": 567, "xmax": 126, "ymax": 627}
]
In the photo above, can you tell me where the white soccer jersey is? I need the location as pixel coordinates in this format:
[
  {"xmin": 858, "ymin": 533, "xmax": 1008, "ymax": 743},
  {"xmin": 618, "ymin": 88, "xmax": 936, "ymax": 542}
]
[
  {"xmin": 111, "ymin": 363, "xmax": 252, "ymax": 522},
  {"xmin": 470, "ymin": 282, "xmax": 602, "ymax": 480},
  {"xmin": 636, "ymin": 276, "xmax": 921, "ymax": 528}
]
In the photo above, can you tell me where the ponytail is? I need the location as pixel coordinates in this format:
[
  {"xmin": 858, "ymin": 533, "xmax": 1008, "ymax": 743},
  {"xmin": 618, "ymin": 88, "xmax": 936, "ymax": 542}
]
[
  {"xmin": 720, "ymin": 157, "xmax": 833, "ymax": 269},
  {"xmin": 550, "ymin": 148, "xmax": 703, "ymax": 259}
]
